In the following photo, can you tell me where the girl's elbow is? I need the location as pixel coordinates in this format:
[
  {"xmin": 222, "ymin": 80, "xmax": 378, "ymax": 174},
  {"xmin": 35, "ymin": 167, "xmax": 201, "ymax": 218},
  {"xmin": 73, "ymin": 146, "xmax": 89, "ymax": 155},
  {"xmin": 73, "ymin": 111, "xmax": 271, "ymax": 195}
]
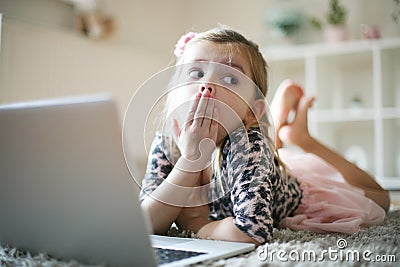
[
  {"xmin": 146, "ymin": 215, "xmax": 171, "ymax": 235},
  {"xmin": 140, "ymin": 201, "xmax": 169, "ymax": 235}
]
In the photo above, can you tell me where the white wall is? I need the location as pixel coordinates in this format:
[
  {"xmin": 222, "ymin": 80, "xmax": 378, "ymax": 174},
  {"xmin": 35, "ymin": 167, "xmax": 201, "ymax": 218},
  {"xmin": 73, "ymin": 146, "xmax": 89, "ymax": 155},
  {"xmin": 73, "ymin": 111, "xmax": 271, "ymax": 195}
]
[
  {"xmin": 0, "ymin": 17, "xmax": 165, "ymax": 116},
  {"xmin": 0, "ymin": 0, "xmax": 74, "ymax": 29}
]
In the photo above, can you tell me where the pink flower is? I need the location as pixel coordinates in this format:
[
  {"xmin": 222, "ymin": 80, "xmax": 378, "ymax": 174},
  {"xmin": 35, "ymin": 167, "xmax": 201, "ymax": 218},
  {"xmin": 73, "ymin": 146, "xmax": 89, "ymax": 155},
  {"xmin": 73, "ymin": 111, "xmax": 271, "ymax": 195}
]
[{"xmin": 173, "ymin": 32, "xmax": 197, "ymax": 57}]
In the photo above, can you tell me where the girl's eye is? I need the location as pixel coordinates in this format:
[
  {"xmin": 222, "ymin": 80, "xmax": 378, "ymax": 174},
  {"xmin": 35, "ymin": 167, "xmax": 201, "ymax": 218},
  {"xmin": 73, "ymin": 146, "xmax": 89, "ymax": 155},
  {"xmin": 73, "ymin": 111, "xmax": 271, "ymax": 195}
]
[
  {"xmin": 189, "ymin": 70, "xmax": 204, "ymax": 79},
  {"xmin": 223, "ymin": 76, "xmax": 238, "ymax": 85}
]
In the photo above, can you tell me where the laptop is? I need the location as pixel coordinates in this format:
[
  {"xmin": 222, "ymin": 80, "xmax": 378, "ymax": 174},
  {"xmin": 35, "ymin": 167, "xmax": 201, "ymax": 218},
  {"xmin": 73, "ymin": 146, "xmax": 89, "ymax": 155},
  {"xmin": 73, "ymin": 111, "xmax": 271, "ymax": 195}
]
[{"xmin": 0, "ymin": 94, "xmax": 255, "ymax": 267}]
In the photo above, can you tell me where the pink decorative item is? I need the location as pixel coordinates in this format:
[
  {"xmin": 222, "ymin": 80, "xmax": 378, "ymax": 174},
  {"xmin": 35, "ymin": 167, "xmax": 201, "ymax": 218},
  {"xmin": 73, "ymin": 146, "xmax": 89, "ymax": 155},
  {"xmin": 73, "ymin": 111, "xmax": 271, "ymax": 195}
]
[
  {"xmin": 361, "ymin": 24, "xmax": 380, "ymax": 39},
  {"xmin": 173, "ymin": 32, "xmax": 198, "ymax": 57}
]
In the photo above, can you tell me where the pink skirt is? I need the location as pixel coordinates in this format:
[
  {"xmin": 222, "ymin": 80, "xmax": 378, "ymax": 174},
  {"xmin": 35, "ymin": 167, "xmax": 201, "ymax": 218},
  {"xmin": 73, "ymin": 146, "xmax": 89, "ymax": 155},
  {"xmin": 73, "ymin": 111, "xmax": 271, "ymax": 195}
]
[{"xmin": 278, "ymin": 149, "xmax": 386, "ymax": 234}]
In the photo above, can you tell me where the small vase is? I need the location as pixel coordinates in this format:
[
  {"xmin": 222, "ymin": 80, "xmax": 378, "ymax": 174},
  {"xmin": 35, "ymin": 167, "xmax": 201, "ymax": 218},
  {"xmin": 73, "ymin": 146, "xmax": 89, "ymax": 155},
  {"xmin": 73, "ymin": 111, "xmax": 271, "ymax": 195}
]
[{"xmin": 324, "ymin": 25, "xmax": 347, "ymax": 43}]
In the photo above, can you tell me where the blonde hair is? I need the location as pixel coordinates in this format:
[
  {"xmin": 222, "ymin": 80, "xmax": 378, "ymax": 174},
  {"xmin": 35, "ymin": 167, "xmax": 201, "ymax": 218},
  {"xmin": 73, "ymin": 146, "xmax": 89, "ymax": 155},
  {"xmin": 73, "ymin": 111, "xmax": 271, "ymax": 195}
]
[{"xmin": 164, "ymin": 26, "xmax": 287, "ymax": 192}]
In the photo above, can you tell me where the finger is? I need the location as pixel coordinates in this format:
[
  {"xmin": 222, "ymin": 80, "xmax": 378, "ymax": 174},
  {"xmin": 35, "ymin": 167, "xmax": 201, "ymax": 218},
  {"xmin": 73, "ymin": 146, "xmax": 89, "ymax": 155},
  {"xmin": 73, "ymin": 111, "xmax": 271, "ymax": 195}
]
[
  {"xmin": 185, "ymin": 93, "xmax": 202, "ymax": 126},
  {"xmin": 193, "ymin": 89, "xmax": 211, "ymax": 127},
  {"xmin": 209, "ymin": 107, "xmax": 218, "ymax": 141},
  {"xmin": 202, "ymin": 96, "xmax": 215, "ymax": 128}
]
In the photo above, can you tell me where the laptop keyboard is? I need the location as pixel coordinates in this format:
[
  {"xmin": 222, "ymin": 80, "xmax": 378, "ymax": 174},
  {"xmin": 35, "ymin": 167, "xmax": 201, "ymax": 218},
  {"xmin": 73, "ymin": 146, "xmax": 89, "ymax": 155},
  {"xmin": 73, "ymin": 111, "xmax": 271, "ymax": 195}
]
[{"xmin": 154, "ymin": 247, "xmax": 207, "ymax": 264}]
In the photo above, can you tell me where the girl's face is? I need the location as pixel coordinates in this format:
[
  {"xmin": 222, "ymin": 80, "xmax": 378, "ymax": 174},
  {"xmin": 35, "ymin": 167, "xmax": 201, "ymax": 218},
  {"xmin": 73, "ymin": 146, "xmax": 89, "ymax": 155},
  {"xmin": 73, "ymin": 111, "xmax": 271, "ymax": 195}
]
[{"xmin": 171, "ymin": 41, "xmax": 258, "ymax": 142}]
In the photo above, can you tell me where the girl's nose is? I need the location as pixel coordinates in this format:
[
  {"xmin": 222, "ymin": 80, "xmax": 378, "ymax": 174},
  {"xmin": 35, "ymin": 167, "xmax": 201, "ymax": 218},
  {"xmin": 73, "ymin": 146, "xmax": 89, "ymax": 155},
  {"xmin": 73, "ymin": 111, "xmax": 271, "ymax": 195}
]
[{"xmin": 199, "ymin": 83, "xmax": 215, "ymax": 96}]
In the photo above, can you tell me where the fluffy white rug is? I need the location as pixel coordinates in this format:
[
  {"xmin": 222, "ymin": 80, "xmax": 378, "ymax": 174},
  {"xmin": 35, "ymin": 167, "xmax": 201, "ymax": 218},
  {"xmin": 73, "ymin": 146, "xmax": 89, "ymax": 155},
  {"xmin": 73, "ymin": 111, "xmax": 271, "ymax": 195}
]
[
  {"xmin": 1, "ymin": 208, "xmax": 399, "ymax": 267},
  {"xmin": 176, "ymin": 208, "xmax": 400, "ymax": 267}
]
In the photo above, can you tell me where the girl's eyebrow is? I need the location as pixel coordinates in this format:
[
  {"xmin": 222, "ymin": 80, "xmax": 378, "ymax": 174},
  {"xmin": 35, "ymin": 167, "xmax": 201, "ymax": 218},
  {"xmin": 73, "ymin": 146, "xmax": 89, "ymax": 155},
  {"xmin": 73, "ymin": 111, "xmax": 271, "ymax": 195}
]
[
  {"xmin": 227, "ymin": 62, "xmax": 245, "ymax": 74},
  {"xmin": 192, "ymin": 59, "xmax": 245, "ymax": 74}
]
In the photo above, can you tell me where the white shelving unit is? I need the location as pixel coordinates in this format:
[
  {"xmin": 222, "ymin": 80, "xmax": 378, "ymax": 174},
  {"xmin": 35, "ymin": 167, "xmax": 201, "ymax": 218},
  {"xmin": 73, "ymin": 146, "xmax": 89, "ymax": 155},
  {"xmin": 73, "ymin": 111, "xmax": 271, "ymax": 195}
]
[{"xmin": 262, "ymin": 38, "xmax": 400, "ymax": 190}]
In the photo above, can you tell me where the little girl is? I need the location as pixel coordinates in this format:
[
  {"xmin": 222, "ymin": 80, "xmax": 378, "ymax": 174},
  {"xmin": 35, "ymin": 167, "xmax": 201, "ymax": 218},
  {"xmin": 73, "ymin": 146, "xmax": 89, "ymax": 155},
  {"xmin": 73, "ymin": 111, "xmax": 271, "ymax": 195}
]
[{"xmin": 140, "ymin": 27, "xmax": 389, "ymax": 246}]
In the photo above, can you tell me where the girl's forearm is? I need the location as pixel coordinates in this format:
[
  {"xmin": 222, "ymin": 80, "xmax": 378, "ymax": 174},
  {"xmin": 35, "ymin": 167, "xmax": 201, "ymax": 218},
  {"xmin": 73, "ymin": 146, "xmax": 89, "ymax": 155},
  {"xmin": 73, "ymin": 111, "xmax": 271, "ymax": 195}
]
[
  {"xmin": 196, "ymin": 217, "xmax": 260, "ymax": 246},
  {"xmin": 141, "ymin": 157, "xmax": 201, "ymax": 234}
]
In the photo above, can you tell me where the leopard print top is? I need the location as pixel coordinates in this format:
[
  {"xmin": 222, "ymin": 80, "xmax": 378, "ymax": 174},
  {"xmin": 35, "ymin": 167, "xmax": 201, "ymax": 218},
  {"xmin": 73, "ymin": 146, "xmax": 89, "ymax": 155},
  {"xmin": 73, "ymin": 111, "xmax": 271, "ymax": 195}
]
[{"xmin": 140, "ymin": 127, "xmax": 302, "ymax": 244}]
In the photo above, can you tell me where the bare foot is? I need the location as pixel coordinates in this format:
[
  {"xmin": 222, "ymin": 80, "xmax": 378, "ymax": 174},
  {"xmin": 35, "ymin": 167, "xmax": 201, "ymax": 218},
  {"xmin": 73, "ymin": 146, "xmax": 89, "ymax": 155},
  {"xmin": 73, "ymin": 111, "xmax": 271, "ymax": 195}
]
[
  {"xmin": 278, "ymin": 96, "xmax": 314, "ymax": 148},
  {"xmin": 271, "ymin": 80, "xmax": 304, "ymax": 148}
]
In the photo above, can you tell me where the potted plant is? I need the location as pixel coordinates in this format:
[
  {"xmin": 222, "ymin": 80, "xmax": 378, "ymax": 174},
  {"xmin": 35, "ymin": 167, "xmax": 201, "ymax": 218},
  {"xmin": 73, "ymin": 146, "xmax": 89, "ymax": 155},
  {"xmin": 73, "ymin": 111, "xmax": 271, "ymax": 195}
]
[
  {"xmin": 309, "ymin": 0, "xmax": 348, "ymax": 42},
  {"xmin": 266, "ymin": 8, "xmax": 303, "ymax": 45},
  {"xmin": 325, "ymin": 0, "xmax": 347, "ymax": 42}
]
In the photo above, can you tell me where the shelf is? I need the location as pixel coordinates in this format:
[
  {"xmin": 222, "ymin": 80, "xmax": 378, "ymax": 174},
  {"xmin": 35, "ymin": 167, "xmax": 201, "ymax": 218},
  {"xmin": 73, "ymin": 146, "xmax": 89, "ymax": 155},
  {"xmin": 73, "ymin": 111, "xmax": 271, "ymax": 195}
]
[
  {"xmin": 263, "ymin": 38, "xmax": 400, "ymax": 61},
  {"xmin": 311, "ymin": 108, "xmax": 376, "ymax": 123},
  {"xmin": 311, "ymin": 108, "xmax": 400, "ymax": 122},
  {"xmin": 264, "ymin": 38, "xmax": 400, "ymax": 189},
  {"xmin": 382, "ymin": 107, "xmax": 400, "ymax": 119},
  {"xmin": 376, "ymin": 177, "xmax": 400, "ymax": 190}
]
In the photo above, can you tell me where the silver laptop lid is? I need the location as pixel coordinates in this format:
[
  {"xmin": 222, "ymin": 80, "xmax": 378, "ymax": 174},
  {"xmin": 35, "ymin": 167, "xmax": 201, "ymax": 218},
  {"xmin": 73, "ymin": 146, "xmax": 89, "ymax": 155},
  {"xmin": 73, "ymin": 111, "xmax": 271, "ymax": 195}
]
[{"xmin": 0, "ymin": 95, "xmax": 157, "ymax": 267}]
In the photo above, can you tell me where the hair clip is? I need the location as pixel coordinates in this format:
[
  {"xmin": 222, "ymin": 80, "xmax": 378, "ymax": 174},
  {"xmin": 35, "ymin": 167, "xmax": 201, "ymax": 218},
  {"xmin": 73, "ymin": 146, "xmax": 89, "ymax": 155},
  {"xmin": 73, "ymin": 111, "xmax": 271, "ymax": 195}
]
[{"xmin": 174, "ymin": 32, "xmax": 197, "ymax": 57}]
